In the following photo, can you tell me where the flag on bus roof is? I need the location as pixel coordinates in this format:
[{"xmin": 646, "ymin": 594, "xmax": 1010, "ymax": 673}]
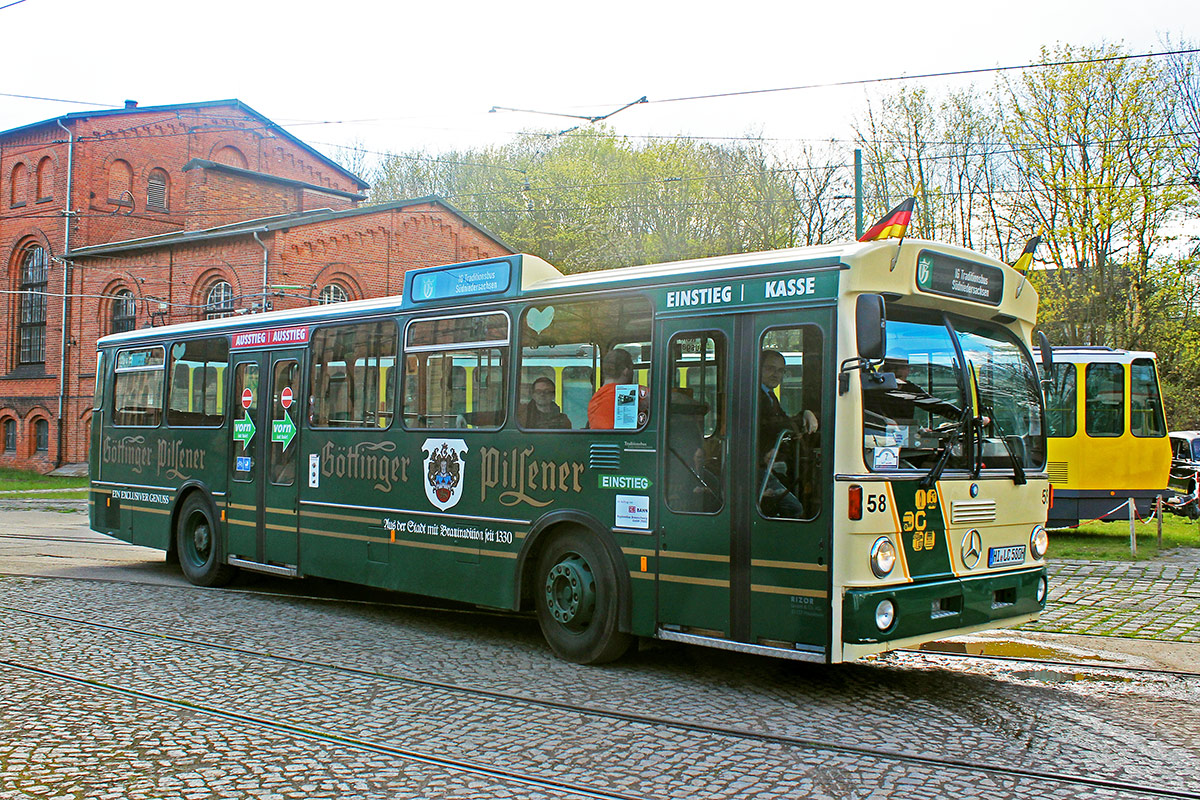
[
  {"xmin": 858, "ymin": 197, "xmax": 916, "ymax": 242},
  {"xmin": 1011, "ymin": 234, "xmax": 1041, "ymax": 273}
]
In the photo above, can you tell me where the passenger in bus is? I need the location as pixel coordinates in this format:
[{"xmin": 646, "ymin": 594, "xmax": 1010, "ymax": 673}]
[
  {"xmin": 587, "ymin": 348, "xmax": 649, "ymax": 429},
  {"xmin": 517, "ymin": 376, "xmax": 572, "ymax": 429},
  {"xmin": 758, "ymin": 349, "xmax": 817, "ymax": 518},
  {"xmin": 870, "ymin": 356, "xmax": 965, "ymax": 425}
]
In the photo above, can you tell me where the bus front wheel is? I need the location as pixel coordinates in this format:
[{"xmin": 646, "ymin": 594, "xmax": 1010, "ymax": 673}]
[
  {"xmin": 534, "ymin": 529, "xmax": 632, "ymax": 664},
  {"xmin": 176, "ymin": 494, "xmax": 236, "ymax": 587}
]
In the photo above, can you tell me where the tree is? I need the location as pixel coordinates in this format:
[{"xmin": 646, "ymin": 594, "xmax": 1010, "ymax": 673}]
[{"xmin": 1001, "ymin": 44, "xmax": 1190, "ymax": 348}]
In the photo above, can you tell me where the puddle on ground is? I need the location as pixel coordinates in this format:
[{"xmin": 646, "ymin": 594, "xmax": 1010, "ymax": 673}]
[
  {"xmin": 919, "ymin": 638, "xmax": 1123, "ymax": 664},
  {"xmin": 1006, "ymin": 668, "xmax": 1132, "ymax": 684}
]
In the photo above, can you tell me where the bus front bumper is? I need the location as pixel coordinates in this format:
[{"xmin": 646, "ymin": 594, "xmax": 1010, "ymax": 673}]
[{"xmin": 842, "ymin": 566, "xmax": 1047, "ymax": 645}]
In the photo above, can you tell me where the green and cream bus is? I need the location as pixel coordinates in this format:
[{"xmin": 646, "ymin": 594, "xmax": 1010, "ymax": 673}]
[{"xmin": 90, "ymin": 239, "xmax": 1050, "ymax": 664}]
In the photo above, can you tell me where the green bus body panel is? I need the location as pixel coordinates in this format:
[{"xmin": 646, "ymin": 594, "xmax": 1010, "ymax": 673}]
[
  {"xmin": 85, "ymin": 243, "xmax": 1046, "ymax": 662},
  {"xmin": 841, "ymin": 566, "xmax": 1046, "ymax": 644}
]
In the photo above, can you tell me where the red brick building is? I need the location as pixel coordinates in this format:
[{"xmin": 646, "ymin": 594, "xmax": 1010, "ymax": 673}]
[{"xmin": 1, "ymin": 100, "xmax": 511, "ymax": 473}]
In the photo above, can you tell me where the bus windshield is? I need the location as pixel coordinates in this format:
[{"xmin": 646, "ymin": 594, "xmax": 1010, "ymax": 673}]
[{"xmin": 862, "ymin": 313, "xmax": 1044, "ymax": 473}]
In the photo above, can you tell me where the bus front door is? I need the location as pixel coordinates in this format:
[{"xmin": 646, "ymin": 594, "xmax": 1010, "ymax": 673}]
[
  {"xmin": 657, "ymin": 311, "xmax": 831, "ymax": 655},
  {"xmin": 742, "ymin": 312, "xmax": 831, "ymax": 654},
  {"xmin": 226, "ymin": 349, "xmax": 304, "ymax": 574}
]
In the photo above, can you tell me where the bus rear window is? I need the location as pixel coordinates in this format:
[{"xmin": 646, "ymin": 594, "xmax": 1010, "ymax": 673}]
[{"xmin": 113, "ymin": 346, "xmax": 165, "ymax": 427}]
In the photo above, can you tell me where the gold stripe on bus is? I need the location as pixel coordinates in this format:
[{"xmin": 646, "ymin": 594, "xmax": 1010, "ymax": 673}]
[
  {"xmin": 621, "ymin": 546, "xmax": 656, "ymax": 557},
  {"xmin": 228, "ymin": 517, "xmax": 256, "ymax": 528},
  {"xmin": 264, "ymin": 506, "xmax": 294, "ymax": 516},
  {"xmin": 227, "ymin": 502, "xmax": 257, "ymax": 512},
  {"xmin": 298, "ymin": 526, "xmax": 517, "ymax": 559},
  {"xmin": 629, "ymin": 571, "xmax": 655, "ymax": 581},
  {"xmin": 264, "ymin": 522, "xmax": 297, "ymax": 532},
  {"xmin": 658, "ymin": 573, "xmax": 730, "ymax": 589},
  {"xmin": 127, "ymin": 506, "xmax": 171, "ymax": 516},
  {"xmin": 90, "ymin": 487, "xmax": 112, "ymax": 495},
  {"xmin": 751, "ymin": 558, "xmax": 827, "ymax": 572},
  {"xmin": 301, "ymin": 509, "xmax": 382, "ymax": 525},
  {"xmin": 885, "ymin": 483, "xmax": 913, "ymax": 582},
  {"xmin": 659, "ymin": 551, "xmax": 730, "ymax": 564},
  {"xmin": 751, "ymin": 584, "xmax": 828, "ymax": 598}
]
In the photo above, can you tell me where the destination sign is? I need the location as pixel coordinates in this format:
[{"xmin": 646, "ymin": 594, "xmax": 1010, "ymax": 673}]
[
  {"xmin": 231, "ymin": 325, "xmax": 310, "ymax": 349},
  {"xmin": 410, "ymin": 261, "xmax": 511, "ymax": 302},
  {"xmin": 915, "ymin": 251, "xmax": 1004, "ymax": 306}
]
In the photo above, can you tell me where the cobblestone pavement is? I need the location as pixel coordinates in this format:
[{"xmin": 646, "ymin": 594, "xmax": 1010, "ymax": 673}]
[
  {"xmin": 2, "ymin": 576, "xmax": 1199, "ymax": 799},
  {"xmin": 1022, "ymin": 550, "xmax": 1200, "ymax": 643},
  {"xmin": 2, "ymin": 512, "xmax": 1200, "ymax": 798}
]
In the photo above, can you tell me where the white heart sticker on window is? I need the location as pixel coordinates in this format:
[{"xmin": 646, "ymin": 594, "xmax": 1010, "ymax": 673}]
[{"xmin": 526, "ymin": 306, "xmax": 555, "ymax": 333}]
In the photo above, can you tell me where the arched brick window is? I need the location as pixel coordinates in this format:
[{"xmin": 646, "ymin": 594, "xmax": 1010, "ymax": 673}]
[
  {"xmin": 9, "ymin": 163, "xmax": 26, "ymax": 207},
  {"xmin": 147, "ymin": 168, "xmax": 168, "ymax": 211},
  {"xmin": 205, "ymin": 280, "xmax": 234, "ymax": 319},
  {"xmin": 318, "ymin": 283, "xmax": 348, "ymax": 304},
  {"xmin": 111, "ymin": 289, "xmax": 136, "ymax": 333},
  {"xmin": 34, "ymin": 418, "xmax": 49, "ymax": 452},
  {"xmin": 213, "ymin": 146, "xmax": 248, "ymax": 169},
  {"xmin": 36, "ymin": 157, "xmax": 54, "ymax": 201},
  {"xmin": 108, "ymin": 160, "xmax": 133, "ymax": 206},
  {"xmin": 3, "ymin": 418, "xmax": 15, "ymax": 453},
  {"xmin": 17, "ymin": 245, "xmax": 48, "ymax": 365}
]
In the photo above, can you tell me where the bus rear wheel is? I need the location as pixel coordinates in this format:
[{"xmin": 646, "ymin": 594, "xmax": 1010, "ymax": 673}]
[
  {"xmin": 535, "ymin": 529, "xmax": 631, "ymax": 664},
  {"xmin": 176, "ymin": 494, "xmax": 236, "ymax": 587}
]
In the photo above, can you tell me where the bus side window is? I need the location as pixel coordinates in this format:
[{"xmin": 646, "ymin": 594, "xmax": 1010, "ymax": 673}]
[
  {"xmin": 517, "ymin": 296, "xmax": 652, "ymax": 431},
  {"xmin": 402, "ymin": 313, "xmax": 508, "ymax": 430},
  {"xmin": 310, "ymin": 321, "xmax": 397, "ymax": 429},
  {"xmin": 1085, "ymin": 362, "xmax": 1124, "ymax": 437}
]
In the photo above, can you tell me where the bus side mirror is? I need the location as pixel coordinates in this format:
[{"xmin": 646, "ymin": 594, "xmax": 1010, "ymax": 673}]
[
  {"xmin": 856, "ymin": 294, "xmax": 886, "ymax": 361},
  {"xmin": 1036, "ymin": 331, "xmax": 1053, "ymax": 371}
]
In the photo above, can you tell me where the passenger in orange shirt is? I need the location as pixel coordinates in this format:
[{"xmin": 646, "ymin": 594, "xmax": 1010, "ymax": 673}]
[{"xmin": 587, "ymin": 348, "xmax": 648, "ymax": 429}]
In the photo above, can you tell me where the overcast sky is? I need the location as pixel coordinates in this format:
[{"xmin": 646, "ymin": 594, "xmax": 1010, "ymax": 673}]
[{"xmin": 2, "ymin": 0, "xmax": 1195, "ymax": 166}]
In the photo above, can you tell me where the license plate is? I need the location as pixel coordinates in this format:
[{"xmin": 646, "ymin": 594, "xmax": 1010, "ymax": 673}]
[{"xmin": 988, "ymin": 544, "xmax": 1026, "ymax": 567}]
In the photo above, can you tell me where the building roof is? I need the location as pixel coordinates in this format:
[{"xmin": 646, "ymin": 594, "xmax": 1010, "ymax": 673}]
[
  {"xmin": 182, "ymin": 158, "xmax": 367, "ymax": 201},
  {"xmin": 0, "ymin": 99, "xmax": 369, "ymax": 190},
  {"xmin": 67, "ymin": 195, "xmax": 512, "ymax": 257}
]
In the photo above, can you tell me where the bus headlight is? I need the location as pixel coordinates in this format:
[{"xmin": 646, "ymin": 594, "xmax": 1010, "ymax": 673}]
[
  {"xmin": 1030, "ymin": 525, "xmax": 1049, "ymax": 560},
  {"xmin": 1036, "ymin": 575, "xmax": 1048, "ymax": 603},
  {"xmin": 870, "ymin": 537, "xmax": 896, "ymax": 578},
  {"xmin": 875, "ymin": 599, "xmax": 896, "ymax": 631}
]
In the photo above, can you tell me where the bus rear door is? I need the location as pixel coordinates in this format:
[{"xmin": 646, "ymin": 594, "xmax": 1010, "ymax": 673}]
[{"xmin": 226, "ymin": 349, "xmax": 305, "ymax": 575}]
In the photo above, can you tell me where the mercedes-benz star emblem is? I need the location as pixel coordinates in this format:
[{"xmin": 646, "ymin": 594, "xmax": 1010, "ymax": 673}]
[{"xmin": 961, "ymin": 529, "xmax": 983, "ymax": 569}]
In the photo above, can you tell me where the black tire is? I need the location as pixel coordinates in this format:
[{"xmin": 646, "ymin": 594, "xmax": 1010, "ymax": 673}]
[
  {"xmin": 534, "ymin": 528, "xmax": 632, "ymax": 664},
  {"xmin": 175, "ymin": 493, "xmax": 236, "ymax": 587}
]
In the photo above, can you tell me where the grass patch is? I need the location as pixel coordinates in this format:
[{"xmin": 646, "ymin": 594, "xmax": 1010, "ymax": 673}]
[
  {"xmin": 0, "ymin": 466, "xmax": 89, "ymax": 493},
  {"xmin": 1049, "ymin": 513, "xmax": 1200, "ymax": 560}
]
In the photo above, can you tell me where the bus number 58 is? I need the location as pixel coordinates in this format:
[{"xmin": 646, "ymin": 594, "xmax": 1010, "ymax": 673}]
[{"xmin": 866, "ymin": 493, "xmax": 887, "ymax": 514}]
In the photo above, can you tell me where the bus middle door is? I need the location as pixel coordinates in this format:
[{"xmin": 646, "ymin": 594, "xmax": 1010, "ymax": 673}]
[
  {"xmin": 227, "ymin": 349, "xmax": 304, "ymax": 574},
  {"xmin": 656, "ymin": 317, "xmax": 735, "ymax": 639}
]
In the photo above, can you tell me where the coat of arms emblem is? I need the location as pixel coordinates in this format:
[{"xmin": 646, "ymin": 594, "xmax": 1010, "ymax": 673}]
[{"xmin": 422, "ymin": 438, "xmax": 468, "ymax": 510}]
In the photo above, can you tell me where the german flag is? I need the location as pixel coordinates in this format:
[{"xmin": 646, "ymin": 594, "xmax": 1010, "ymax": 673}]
[
  {"xmin": 858, "ymin": 197, "xmax": 915, "ymax": 242},
  {"xmin": 1011, "ymin": 234, "xmax": 1041, "ymax": 273}
]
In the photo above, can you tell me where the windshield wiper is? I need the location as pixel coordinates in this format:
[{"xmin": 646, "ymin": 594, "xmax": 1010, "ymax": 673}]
[
  {"xmin": 996, "ymin": 433, "xmax": 1027, "ymax": 485},
  {"xmin": 919, "ymin": 407, "xmax": 970, "ymax": 490}
]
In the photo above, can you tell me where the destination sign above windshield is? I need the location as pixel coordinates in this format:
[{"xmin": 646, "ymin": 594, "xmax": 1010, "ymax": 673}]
[
  {"xmin": 409, "ymin": 260, "xmax": 511, "ymax": 302},
  {"xmin": 915, "ymin": 250, "xmax": 1004, "ymax": 306}
]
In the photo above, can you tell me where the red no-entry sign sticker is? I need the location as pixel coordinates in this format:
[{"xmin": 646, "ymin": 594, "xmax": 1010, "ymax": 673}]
[
  {"xmin": 281, "ymin": 387, "xmax": 293, "ymax": 409},
  {"xmin": 241, "ymin": 388, "xmax": 253, "ymax": 409}
]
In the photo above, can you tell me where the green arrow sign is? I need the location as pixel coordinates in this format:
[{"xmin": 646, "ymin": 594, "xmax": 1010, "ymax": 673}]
[
  {"xmin": 233, "ymin": 412, "xmax": 256, "ymax": 450},
  {"xmin": 271, "ymin": 413, "xmax": 296, "ymax": 450}
]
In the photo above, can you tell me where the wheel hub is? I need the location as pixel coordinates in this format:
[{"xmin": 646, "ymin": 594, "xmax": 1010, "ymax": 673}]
[
  {"xmin": 544, "ymin": 555, "xmax": 596, "ymax": 629},
  {"xmin": 191, "ymin": 520, "xmax": 211, "ymax": 557}
]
